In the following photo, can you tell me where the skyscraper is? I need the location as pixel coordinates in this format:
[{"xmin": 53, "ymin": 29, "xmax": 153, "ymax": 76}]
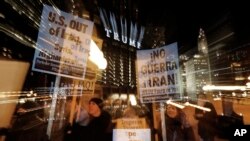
[
  {"xmin": 198, "ymin": 28, "xmax": 208, "ymax": 55},
  {"xmin": 185, "ymin": 28, "xmax": 211, "ymax": 98}
]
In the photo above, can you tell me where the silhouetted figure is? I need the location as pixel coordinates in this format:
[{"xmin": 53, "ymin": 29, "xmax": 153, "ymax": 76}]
[
  {"xmin": 216, "ymin": 99, "xmax": 244, "ymax": 141},
  {"xmin": 195, "ymin": 94, "xmax": 217, "ymax": 141},
  {"xmin": 69, "ymin": 105, "xmax": 90, "ymax": 141}
]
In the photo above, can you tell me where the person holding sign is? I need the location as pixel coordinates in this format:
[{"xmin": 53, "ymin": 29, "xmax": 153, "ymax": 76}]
[
  {"xmin": 87, "ymin": 97, "xmax": 113, "ymax": 141},
  {"xmin": 158, "ymin": 104, "xmax": 195, "ymax": 141},
  {"xmin": 69, "ymin": 105, "xmax": 90, "ymax": 141}
]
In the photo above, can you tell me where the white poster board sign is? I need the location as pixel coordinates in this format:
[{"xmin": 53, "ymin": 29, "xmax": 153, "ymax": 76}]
[
  {"xmin": 32, "ymin": 4, "xmax": 93, "ymax": 80},
  {"xmin": 113, "ymin": 129, "xmax": 151, "ymax": 141},
  {"xmin": 136, "ymin": 42, "xmax": 180, "ymax": 103}
]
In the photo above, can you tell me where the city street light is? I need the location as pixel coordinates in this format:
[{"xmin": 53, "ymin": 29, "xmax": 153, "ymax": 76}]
[{"xmin": 89, "ymin": 40, "xmax": 107, "ymax": 69}]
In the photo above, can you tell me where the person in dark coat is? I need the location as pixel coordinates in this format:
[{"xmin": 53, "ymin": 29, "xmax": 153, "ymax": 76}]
[
  {"xmin": 194, "ymin": 94, "xmax": 217, "ymax": 141},
  {"xmin": 159, "ymin": 104, "xmax": 195, "ymax": 141},
  {"xmin": 69, "ymin": 105, "xmax": 90, "ymax": 141},
  {"xmin": 87, "ymin": 97, "xmax": 113, "ymax": 141},
  {"xmin": 216, "ymin": 99, "xmax": 244, "ymax": 141}
]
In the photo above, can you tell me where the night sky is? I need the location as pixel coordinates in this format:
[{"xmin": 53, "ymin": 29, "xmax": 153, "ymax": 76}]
[{"xmin": 137, "ymin": 2, "xmax": 231, "ymax": 51}]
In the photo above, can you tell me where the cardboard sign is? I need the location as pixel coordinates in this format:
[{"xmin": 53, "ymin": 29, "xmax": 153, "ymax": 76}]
[
  {"xmin": 113, "ymin": 129, "xmax": 151, "ymax": 141},
  {"xmin": 116, "ymin": 118, "xmax": 148, "ymax": 129}
]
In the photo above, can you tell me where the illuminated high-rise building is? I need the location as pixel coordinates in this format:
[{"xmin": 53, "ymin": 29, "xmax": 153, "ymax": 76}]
[
  {"xmin": 185, "ymin": 54, "xmax": 210, "ymax": 98},
  {"xmin": 185, "ymin": 29, "xmax": 211, "ymax": 98},
  {"xmin": 198, "ymin": 28, "xmax": 208, "ymax": 55}
]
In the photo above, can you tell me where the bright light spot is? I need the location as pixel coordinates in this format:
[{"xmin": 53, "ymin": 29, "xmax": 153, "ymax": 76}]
[
  {"xmin": 120, "ymin": 94, "xmax": 127, "ymax": 100},
  {"xmin": 185, "ymin": 102, "xmax": 211, "ymax": 112},
  {"xmin": 89, "ymin": 40, "xmax": 107, "ymax": 69},
  {"xmin": 26, "ymin": 93, "xmax": 32, "ymax": 97},
  {"xmin": 246, "ymin": 82, "xmax": 250, "ymax": 88},
  {"xmin": 232, "ymin": 92, "xmax": 236, "ymax": 96},
  {"xmin": 213, "ymin": 97, "xmax": 221, "ymax": 101},
  {"xmin": 129, "ymin": 94, "xmax": 137, "ymax": 106},
  {"xmin": 203, "ymin": 85, "xmax": 246, "ymax": 91},
  {"xmin": 166, "ymin": 100, "xmax": 185, "ymax": 109},
  {"xmin": 110, "ymin": 93, "xmax": 119, "ymax": 99},
  {"xmin": 242, "ymin": 92, "xmax": 247, "ymax": 97},
  {"xmin": 19, "ymin": 99, "xmax": 25, "ymax": 103}
]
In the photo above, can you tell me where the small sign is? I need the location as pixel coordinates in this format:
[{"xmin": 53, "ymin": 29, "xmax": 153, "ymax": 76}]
[
  {"xmin": 113, "ymin": 129, "xmax": 151, "ymax": 141},
  {"xmin": 116, "ymin": 118, "xmax": 148, "ymax": 129}
]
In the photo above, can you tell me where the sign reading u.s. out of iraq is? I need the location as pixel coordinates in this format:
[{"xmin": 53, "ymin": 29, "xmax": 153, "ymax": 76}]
[
  {"xmin": 32, "ymin": 4, "xmax": 93, "ymax": 80},
  {"xmin": 136, "ymin": 42, "xmax": 180, "ymax": 103}
]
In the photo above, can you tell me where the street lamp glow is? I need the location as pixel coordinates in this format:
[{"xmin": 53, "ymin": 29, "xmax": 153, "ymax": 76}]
[
  {"xmin": 185, "ymin": 102, "xmax": 211, "ymax": 112},
  {"xmin": 89, "ymin": 40, "xmax": 107, "ymax": 69},
  {"xmin": 129, "ymin": 94, "xmax": 137, "ymax": 106},
  {"xmin": 166, "ymin": 100, "xmax": 185, "ymax": 109},
  {"xmin": 203, "ymin": 85, "xmax": 246, "ymax": 91}
]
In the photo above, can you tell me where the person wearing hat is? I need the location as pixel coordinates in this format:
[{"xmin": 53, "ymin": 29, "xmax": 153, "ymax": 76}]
[{"xmin": 87, "ymin": 97, "xmax": 113, "ymax": 141}]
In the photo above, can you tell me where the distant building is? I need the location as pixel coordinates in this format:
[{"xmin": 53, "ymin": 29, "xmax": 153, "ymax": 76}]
[
  {"xmin": 186, "ymin": 54, "xmax": 210, "ymax": 98},
  {"xmin": 198, "ymin": 28, "xmax": 209, "ymax": 55},
  {"xmin": 185, "ymin": 28, "xmax": 211, "ymax": 98}
]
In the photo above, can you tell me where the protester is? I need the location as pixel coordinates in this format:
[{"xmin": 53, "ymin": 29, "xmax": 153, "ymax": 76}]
[
  {"xmin": 69, "ymin": 105, "xmax": 90, "ymax": 141},
  {"xmin": 86, "ymin": 97, "xmax": 113, "ymax": 141},
  {"xmin": 194, "ymin": 94, "xmax": 217, "ymax": 141},
  {"xmin": 159, "ymin": 104, "xmax": 195, "ymax": 141},
  {"xmin": 216, "ymin": 99, "xmax": 244, "ymax": 141}
]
